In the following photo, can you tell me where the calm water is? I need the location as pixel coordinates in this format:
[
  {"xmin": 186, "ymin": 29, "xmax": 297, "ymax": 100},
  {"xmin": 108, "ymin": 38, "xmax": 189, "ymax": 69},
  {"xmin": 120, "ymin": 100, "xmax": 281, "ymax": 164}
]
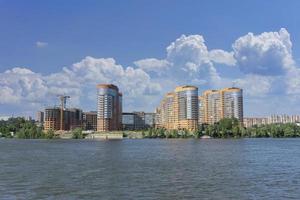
[{"xmin": 0, "ymin": 138, "xmax": 300, "ymax": 200}]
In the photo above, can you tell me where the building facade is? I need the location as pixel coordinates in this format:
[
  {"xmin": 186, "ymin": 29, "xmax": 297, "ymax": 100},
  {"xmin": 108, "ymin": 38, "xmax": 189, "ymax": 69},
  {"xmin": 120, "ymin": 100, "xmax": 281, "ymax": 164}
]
[
  {"xmin": 36, "ymin": 111, "xmax": 44, "ymax": 124},
  {"xmin": 44, "ymin": 107, "xmax": 83, "ymax": 131},
  {"xmin": 122, "ymin": 112, "xmax": 136, "ymax": 130},
  {"xmin": 244, "ymin": 115, "xmax": 300, "ymax": 128},
  {"xmin": 97, "ymin": 84, "xmax": 122, "ymax": 131},
  {"xmin": 122, "ymin": 112, "xmax": 156, "ymax": 130},
  {"xmin": 156, "ymin": 85, "xmax": 199, "ymax": 131},
  {"xmin": 44, "ymin": 107, "xmax": 61, "ymax": 131},
  {"xmin": 83, "ymin": 111, "xmax": 97, "ymax": 131},
  {"xmin": 200, "ymin": 88, "xmax": 243, "ymax": 125}
]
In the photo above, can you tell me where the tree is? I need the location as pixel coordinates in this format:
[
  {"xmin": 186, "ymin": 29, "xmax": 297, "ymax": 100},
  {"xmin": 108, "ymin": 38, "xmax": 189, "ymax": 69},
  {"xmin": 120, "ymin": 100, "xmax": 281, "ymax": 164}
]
[
  {"xmin": 46, "ymin": 129, "xmax": 55, "ymax": 139},
  {"xmin": 72, "ymin": 128, "xmax": 84, "ymax": 139}
]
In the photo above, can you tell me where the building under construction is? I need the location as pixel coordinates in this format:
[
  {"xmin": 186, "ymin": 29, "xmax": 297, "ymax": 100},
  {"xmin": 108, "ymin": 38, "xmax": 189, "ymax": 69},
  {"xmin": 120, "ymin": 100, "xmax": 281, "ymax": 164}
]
[{"xmin": 44, "ymin": 107, "xmax": 83, "ymax": 131}]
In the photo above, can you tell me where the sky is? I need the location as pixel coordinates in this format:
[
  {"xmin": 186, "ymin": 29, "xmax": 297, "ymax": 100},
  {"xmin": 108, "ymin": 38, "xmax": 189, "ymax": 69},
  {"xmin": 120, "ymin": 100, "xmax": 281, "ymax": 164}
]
[{"xmin": 1, "ymin": 0, "xmax": 300, "ymax": 117}]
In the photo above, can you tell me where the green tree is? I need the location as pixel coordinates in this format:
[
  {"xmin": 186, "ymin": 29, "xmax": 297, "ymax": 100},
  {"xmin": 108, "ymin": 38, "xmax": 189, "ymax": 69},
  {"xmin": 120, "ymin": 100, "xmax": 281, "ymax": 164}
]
[
  {"xmin": 72, "ymin": 128, "xmax": 84, "ymax": 139},
  {"xmin": 46, "ymin": 129, "xmax": 55, "ymax": 139}
]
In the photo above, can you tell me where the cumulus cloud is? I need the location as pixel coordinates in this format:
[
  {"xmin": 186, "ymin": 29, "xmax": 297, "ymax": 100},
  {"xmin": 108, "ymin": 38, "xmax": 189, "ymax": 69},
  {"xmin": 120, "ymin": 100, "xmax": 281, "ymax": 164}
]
[
  {"xmin": 134, "ymin": 34, "xmax": 234, "ymax": 90},
  {"xmin": 209, "ymin": 50, "xmax": 236, "ymax": 66},
  {"xmin": 234, "ymin": 75, "xmax": 274, "ymax": 96},
  {"xmin": 232, "ymin": 28, "xmax": 294, "ymax": 75},
  {"xmin": 36, "ymin": 41, "xmax": 48, "ymax": 48},
  {"xmin": 0, "ymin": 57, "xmax": 161, "ymax": 112},
  {"xmin": 2, "ymin": 28, "xmax": 300, "ymax": 116},
  {"xmin": 0, "ymin": 67, "xmax": 48, "ymax": 104},
  {"xmin": 134, "ymin": 58, "xmax": 171, "ymax": 75}
]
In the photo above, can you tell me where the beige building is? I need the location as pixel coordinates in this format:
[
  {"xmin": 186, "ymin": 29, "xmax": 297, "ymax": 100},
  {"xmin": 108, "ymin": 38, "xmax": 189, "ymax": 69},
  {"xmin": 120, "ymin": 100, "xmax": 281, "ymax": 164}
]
[
  {"xmin": 96, "ymin": 84, "xmax": 122, "ymax": 132},
  {"xmin": 199, "ymin": 88, "xmax": 243, "ymax": 125},
  {"xmin": 156, "ymin": 85, "xmax": 198, "ymax": 131}
]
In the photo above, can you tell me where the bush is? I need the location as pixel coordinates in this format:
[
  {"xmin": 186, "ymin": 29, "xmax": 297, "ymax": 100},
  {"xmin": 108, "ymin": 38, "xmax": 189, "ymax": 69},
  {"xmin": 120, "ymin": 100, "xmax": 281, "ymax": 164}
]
[{"xmin": 72, "ymin": 128, "xmax": 84, "ymax": 139}]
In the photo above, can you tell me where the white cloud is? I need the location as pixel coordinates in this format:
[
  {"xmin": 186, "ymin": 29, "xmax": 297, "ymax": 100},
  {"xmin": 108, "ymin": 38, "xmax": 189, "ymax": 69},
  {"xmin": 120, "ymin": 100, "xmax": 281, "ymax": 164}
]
[
  {"xmin": 134, "ymin": 34, "xmax": 228, "ymax": 90},
  {"xmin": 234, "ymin": 75, "xmax": 274, "ymax": 96},
  {"xmin": 209, "ymin": 50, "xmax": 236, "ymax": 66},
  {"xmin": 134, "ymin": 58, "xmax": 171, "ymax": 75},
  {"xmin": 0, "ymin": 57, "xmax": 162, "ymax": 113},
  {"xmin": 232, "ymin": 28, "xmax": 294, "ymax": 75},
  {"xmin": 36, "ymin": 41, "xmax": 48, "ymax": 48},
  {"xmin": 2, "ymin": 28, "xmax": 300, "ymax": 116}
]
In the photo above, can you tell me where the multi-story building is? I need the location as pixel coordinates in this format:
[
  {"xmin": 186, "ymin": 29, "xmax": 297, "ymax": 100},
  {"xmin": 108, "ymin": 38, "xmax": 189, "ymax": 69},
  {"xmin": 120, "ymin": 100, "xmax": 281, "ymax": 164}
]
[
  {"xmin": 244, "ymin": 115, "xmax": 300, "ymax": 128},
  {"xmin": 44, "ymin": 107, "xmax": 83, "ymax": 131},
  {"xmin": 122, "ymin": 112, "xmax": 135, "ymax": 130},
  {"xmin": 97, "ymin": 84, "xmax": 122, "ymax": 131},
  {"xmin": 144, "ymin": 113, "xmax": 156, "ymax": 128},
  {"xmin": 198, "ymin": 96, "xmax": 205, "ymax": 125},
  {"xmin": 133, "ymin": 112, "xmax": 146, "ymax": 130},
  {"xmin": 156, "ymin": 85, "xmax": 199, "ymax": 131},
  {"xmin": 36, "ymin": 111, "xmax": 44, "ymax": 123},
  {"xmin": 122, "ymin": 112, "xmax": 156, "ymax": 130},
  {"xmin": 83, "ymin": 111, "xmax": 97, "ymax": 131},
  {"xmin": 67, "ymin": 108, "xmax": 83, "ymax": 130},
  {"xmin": 243, "ymin": 117, "xmax": 268, "ymax": 128},
  {"xmin": 44, "ymin": 107, "xmax": 61, "ymax": 131},
  {"xmin": 200, "ymin": 87, "xmax": 243, "ymax": 125}
]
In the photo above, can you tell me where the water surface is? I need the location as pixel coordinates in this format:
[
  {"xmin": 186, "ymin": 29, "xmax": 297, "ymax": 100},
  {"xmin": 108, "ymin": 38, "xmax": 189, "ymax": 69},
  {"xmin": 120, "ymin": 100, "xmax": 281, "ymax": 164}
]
[{"xmin": 0, "ymin": 138, "xmax": 300, "ymax": 199}]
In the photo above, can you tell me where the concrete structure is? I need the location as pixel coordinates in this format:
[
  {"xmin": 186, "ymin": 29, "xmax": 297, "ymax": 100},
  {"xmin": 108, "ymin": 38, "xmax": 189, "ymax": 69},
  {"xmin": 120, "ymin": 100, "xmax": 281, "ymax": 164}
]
[
  {"xmin": 83, "ymin": 111, "xmax": 97, "ymax": 131},
  {"xmin": 86, "ymin": 132, "xmax": 123, "ymax": 140},
  {"xmin": 200, "ymin": 88, "xmax": 243, "ymax": 125},
  {"xmin": 44, "ymin": 107, "xmax": 83, "ymax": 131},
  {"xmin": 156, "ymin": 85, "xmax": 199, "ymax": 131},
  {"xmin": 67, "ymin": 108, "xmax": 83, "ymax": 130},
  {"xmin": 44, "ymin": 107, "xmax": 61, "ymax": 131},
  {"xmin": 97, "ymin": 84, "xmax": 122, "ymax": 131}
]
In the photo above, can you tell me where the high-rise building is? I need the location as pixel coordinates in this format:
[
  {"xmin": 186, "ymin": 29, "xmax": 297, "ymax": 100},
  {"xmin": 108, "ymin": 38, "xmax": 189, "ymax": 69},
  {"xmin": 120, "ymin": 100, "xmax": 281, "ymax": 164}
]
[
  {"xmin": 200, "ymin": 87, "xmax": 243, "ymax": 125},
  {"xmin": 97, "ymin": 84, "xmax": 122, "ymax": 131},
  {"xmin": 83, "ymin": 111, "xmax": 97, "ymax": 131},
  {"xmin": 156, "ymin": 85, "xmax": 199, "ymax": 131},
  {"xmin": 198, "ymin": 96, "xmax": 205, "ymax": 125}
]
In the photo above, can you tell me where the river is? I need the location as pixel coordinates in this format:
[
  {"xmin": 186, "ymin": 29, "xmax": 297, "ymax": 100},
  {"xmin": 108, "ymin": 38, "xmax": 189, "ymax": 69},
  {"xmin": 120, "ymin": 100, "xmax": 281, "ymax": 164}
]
[{"xmin": 0, "ymin": 138, "xmax": 300, "ymax": 199}]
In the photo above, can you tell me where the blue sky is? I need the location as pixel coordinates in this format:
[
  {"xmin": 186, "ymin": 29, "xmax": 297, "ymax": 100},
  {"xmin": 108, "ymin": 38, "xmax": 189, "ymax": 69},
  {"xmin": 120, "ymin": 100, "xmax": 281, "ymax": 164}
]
[{"xmin": 1, "ymin": 0, "xmax": 300, "ymax": 117}]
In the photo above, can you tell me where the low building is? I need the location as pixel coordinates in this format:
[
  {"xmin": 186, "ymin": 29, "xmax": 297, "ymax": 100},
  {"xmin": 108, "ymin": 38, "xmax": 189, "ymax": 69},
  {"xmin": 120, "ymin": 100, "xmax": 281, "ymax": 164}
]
[
  {"xmin": 244, "ymin": 115, "xmax": 300, "ymax": 128},
  {"xmin": 243, "ymin": 117, "xmax": 268, "ymax": 128},
  {"xmin": 122, "ymin": 112, "xmax": 156, "ymax": 130},
  {"xmin": 122, "ymin": 112, "xmax": 135, "ymax": 130}
]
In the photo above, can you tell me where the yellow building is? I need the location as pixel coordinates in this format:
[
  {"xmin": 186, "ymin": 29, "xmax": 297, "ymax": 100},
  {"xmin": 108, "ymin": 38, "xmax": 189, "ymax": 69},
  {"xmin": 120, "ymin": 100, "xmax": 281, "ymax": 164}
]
[
  {"xmin": 156, "ymin": 86, "xmax": 198, "ymax": 131},
  {"xmin": 199, "ymin": 87, "xmax": 243, "ymax": 125}
]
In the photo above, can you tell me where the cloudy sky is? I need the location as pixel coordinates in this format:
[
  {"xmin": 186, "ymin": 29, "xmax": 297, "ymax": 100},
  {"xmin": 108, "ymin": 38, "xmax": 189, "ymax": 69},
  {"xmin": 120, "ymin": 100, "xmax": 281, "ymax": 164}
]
[{"xmin": 1, "ymin": 0, "xmax": 300, "ymax": 117}]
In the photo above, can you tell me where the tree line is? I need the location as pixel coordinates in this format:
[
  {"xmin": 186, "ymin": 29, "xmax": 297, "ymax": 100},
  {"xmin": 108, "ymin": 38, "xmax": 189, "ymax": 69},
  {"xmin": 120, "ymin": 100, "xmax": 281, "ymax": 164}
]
[
  {"xmin": 0, "ymin": 117, "xmax": 83, "ymax": 139},
  {"xmin": 1, "ymin": 117, "xmax": 300, "ymax": 139},
  {"xmin": 142, "ymin": 118, "xmax": 300, "ymax": 138}
]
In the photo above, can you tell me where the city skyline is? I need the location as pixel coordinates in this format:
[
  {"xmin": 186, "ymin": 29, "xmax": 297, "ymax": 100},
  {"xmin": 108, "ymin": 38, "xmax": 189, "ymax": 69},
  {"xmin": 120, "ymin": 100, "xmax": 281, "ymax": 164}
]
[{"xmin": 1, "ymin": 1, "xmax": 300, "ymax": 117}]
